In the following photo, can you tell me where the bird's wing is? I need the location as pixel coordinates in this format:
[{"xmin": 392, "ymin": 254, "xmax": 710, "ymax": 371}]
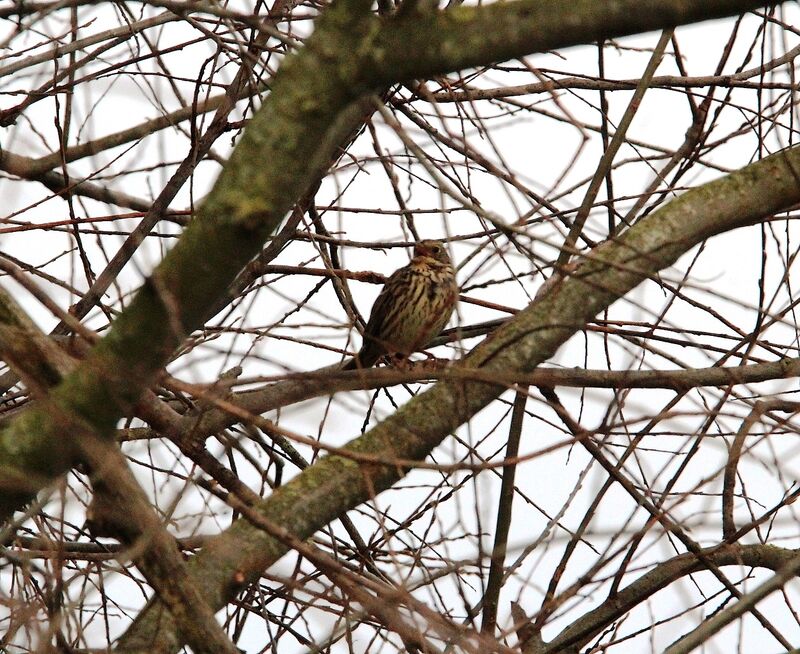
[{"xmin": 362, "ymin": 266, "xmax": 408, "ymax": 340}]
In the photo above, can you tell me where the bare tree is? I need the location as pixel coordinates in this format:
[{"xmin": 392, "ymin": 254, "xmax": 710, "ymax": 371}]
[{"xmin": 2, "ymin": 0, "xmax": 800, "ymax": 652}]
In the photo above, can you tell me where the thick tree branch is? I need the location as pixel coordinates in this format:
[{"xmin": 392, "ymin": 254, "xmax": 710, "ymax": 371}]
[
  {"xmin": 174, "ymin": 356, "xmax": 800, "ymax": 446},
  {"xmin": 366, "ymin": 0, "xmax": 776, "ymax": 85},
  {"xmin": 538, "ymin": 544, "xmax": 800, "ymax": 653}
]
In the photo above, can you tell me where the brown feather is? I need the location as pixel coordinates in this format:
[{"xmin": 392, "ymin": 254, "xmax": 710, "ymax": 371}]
[{"xmin": 345, "ymin": 240, "xmax": 457, "ymax": 369}]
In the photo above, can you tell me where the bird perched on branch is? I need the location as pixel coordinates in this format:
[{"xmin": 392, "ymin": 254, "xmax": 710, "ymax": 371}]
[{"xmin": 344, "ymin": 240, "xmax": 458, "ymax": 370}]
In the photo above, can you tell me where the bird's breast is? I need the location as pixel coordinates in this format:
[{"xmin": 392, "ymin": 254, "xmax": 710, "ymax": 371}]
[{"xmin": 383, "ymin": 263, "xmax": 456, "ymax": 353}]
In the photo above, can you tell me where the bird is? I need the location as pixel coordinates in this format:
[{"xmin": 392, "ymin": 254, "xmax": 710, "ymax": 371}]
[{"xmin": 344, "ymin": 240, "xmax": 458, "ymax": 370}]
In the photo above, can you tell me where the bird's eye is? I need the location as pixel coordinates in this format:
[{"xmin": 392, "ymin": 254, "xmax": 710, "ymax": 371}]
[{"xmin": 432, "ymin": 246, "xmax": 440, "ymax": 253}]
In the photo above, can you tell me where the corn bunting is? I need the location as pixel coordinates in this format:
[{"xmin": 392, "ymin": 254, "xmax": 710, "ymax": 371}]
[{"xmin": 344, "ymin": 240, "xmax": 457, "ymax": 369}]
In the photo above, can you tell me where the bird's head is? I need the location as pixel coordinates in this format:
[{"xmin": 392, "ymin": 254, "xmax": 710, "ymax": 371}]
[{"xmin": 414, "ymin": 240, "xmax": 450, "ymax": 265}]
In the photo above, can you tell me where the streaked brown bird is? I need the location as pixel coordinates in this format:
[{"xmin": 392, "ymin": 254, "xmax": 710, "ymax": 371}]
[{"xmin": 344, "ymin": 240, "xmax": 458, "ymax": 370}]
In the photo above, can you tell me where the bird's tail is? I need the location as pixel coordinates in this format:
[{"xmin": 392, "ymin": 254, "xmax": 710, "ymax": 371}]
[{"xmin": 342, "ymin": 344, "xmax": 383, "ymax": 370}]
